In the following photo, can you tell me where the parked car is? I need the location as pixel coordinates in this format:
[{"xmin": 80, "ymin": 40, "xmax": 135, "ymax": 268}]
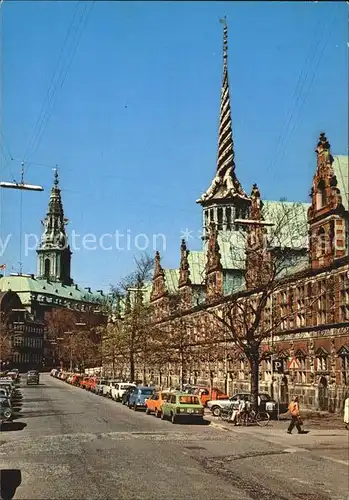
[
  {"xmin": 161, "ymin": 392, "xmax": 204, "ymax": 424},
  {"xmin": 102, "ymin": 380, "xmax": 119, "ymax": 398},
  {"xmin": 145, "ymin": 390, "xmax": 170, "ymax": 418},
  {"xmin": 6, "ymin": 371, "xmax": 20, "ymax": 382},
  {"xmin": 26, "ymin": 370, "xmax": 40, "ymax": 385},
  {"xmin": 111, "ymin": 383, "xmax": 136, "ymax": 402},
  {"xmin": 0, "ymin": 398, "xmax": 12, "ymax": 423},
  {"xmin": 0, "ymin": 379, "xmax": 19, "ymax": 400},
  {"xmin": 207, "ymin": 392, "xmax": 277, "ymax": 417},
  {"xmin": 122, "ymin": 386, "xmax": 134, "ymax": 406},
  {"xmin": 128, "ymin": 386, "xmax": 155, "ymax": 411},
  {"xmin": 193, "ymin": 387, "xmax": 229, "ymax": 407},
  {"xmin": 95, "ymin": 379, "xmax": 109, "ymax": 395}
]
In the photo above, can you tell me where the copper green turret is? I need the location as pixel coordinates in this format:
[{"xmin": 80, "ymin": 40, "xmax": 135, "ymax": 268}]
[{"xmin": 36, "ymin": 169, "xmax": 73, "ymax": 285}]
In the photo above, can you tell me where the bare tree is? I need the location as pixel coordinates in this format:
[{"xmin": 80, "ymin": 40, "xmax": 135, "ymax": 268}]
[
  {"xmin": 102, "ymin": 253, "xmax": 155, "ymax": 382},
  {"xmin": 207, "ymin": 189, "xmax": 312, "ymax": 410},
  {"xmin": 46, "ymin": 307, "xmax": 104, "ymax": 371},
  {"xmin": 0, "ymin": 311, "xmax": 13, "ymax": 364}
]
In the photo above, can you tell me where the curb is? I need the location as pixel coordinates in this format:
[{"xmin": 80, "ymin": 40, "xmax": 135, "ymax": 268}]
[{"xmin": 208, "ymin": 420, "xmax": 232, "ymax": 432}]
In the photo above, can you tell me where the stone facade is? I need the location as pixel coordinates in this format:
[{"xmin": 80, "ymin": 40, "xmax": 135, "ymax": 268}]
[{"xmin": 111, "ymin": 22, "xmax": 349, "ymax": 413}]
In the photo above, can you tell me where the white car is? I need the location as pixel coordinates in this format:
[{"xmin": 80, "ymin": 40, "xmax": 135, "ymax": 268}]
[
  {"xmin": 111, "ymin": 383, "xmax": 136, "ymax": 402},
  {"xmin": 207, "ymin": 392, "xmax": 277, "ymax": 417},
  {"xmin": 102, "ymin": 380, "xmax": 119, "ymax": 398}
]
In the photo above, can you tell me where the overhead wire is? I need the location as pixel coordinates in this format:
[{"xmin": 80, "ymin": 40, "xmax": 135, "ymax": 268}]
[
  {"xmin": 23, "ymin": 1, "xmax": 94, "ymax": 169},
  {"xmin": 265, "ymin": 7, "xmax": 326, "ymax": 177},
  {"xmin": 275, "ymin": 8, "xmax": 337, "ymax": 169},
  {"xmin": 22, "ymin": 1, "xmax": 81, "ymax": 164}
]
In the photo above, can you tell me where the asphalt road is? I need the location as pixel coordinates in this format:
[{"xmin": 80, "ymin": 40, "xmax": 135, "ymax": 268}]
[{"xmin": 1, "ymin": 374, "xmax": 348, "ymax": 500}]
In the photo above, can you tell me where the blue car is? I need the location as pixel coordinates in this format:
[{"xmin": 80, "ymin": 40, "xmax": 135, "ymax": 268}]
[{"xmin": 128, "ymin": 386, "xmax": 154, "ymax": 411}]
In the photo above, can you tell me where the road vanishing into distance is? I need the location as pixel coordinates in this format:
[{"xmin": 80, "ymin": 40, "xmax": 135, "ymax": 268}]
[{"xmin": 1, "ymin": 374, "xmax": 348, "ymax": 500}]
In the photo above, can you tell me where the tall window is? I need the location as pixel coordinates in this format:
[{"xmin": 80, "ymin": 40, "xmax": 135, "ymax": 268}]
[
  {"xmin": 340, "ymin": 273, "xmax": 349, "ymax": 322},
  {"xmin": 217, "ymin": 208, "xmax": 223, "ymax": 230},
  {"xmin": 338, "ymin": 346, "xmax": 349, "ymax": 385},
  {"xmin": 295, "ymin": 349, "xmax": 307, "ymax": 384},
  {"xmin": 44, "ymin": 258, "xmax": 50, "ymax": 277},
  {"xmin": 315, "ymin": 348, "xmax": 328, "ymax": 372},
  {"xmin": 317, "ymin": 228, "xmax": 327, "ymax": 256},
  {"xmin": 226, "ymin": 207, "xmax": 231, "ymax": 229},
  {"xmin": 316, "ymin": 180, "xmax": 327, "ymax": 209},
  {"xmin": 296, "ymin": 285, "xmax": 305, "ymax": 327}
]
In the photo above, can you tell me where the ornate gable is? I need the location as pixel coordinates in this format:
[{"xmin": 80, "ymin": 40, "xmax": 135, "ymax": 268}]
[
  {"xmin": 308, "ymin": 133, "xmax": 348, "ymax": 269},
  {"xmin": 295, "ymin": 348, "xmax": 307, "ymax": 358},
  {"xmin": 315, "ymin": 347, "xmax": 329, "ymax": 356},
  {"xmin": 178, "ymin": 239, "xmax": 191, "ymax": 288},
  {"xmin": 245, "ymin": 184, "xmax": 272, "ymax": 290},
  {"xmin": 337, "ymin": 345, "xmax": 349, "ymax": 356},
  {"xmin": 150, "ymin": 251, "xmax": 167, "ymax": 302},
  {"xmin": 205, "ymin": 223, "xmax": 223, "ymax": 301}
]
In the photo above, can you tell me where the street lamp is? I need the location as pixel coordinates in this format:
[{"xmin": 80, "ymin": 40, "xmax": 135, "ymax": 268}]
[
  {"xmin": 0, "ymin": 164, "xmax": 44, "ymax": 274},
  {"xmin": 0, "ymin": 163, "xmax": 44, "ymax": 192}
]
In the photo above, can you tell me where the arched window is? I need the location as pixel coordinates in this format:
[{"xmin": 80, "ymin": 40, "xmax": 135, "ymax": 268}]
[
  {"xmin": 316, "ymin": 180, "xmax": 326, "ymax": 209},
  {"xmin": 44, "ymin": 258, "xmax": 50, "ymax": 277}
]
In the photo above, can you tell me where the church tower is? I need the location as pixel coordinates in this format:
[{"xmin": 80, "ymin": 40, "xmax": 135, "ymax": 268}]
[
  {"xmin": 37, "ymin": 169, "xmax": 73, "ymax": 285},
  {"xmin": 197, "ymin": 17, "xmax": 250, "ymax": 241}
]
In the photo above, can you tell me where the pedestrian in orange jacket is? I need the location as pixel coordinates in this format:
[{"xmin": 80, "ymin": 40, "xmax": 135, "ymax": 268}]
[{"xmin": 287, "ymin": 396, "xmax": 304, "ymax": 434}]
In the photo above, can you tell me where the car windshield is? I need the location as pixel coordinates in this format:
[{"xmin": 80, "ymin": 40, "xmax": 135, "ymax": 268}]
[
  {"xmin": 259, "ymin": 394, "xmax": 272, "ymax": 401},
  {"xmin": 140, "ymin": 389, "xmax": 154, "ymax": 395},
  {"xmin": 179, "ymin": 396, "xmax": 200, "ymax": 405}
]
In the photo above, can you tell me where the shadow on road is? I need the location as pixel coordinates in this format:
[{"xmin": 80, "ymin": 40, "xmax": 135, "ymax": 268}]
[
  {"xmin": 0, "ymin": 469, "xmax": 22, "ymax": 500},
  {"xmin": 18, "ymin": 411, "xmax": 83, "ymax": 419},
  {"xmin": 0, "ymin": 422, "xmax": 27, "ymax": 432}
]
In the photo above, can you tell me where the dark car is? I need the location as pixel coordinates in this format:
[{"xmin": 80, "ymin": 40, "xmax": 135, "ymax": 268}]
[
  {"xmin": 26, "ymin": 370, "xmax": 39, "ymax": 385},
  {"xmin": 122, "ymin": 386, "xmax": 135, "ymax": 406},
  {"xmin": 0, "ymin": 398, "xmax": 12, "ymax": 422}
]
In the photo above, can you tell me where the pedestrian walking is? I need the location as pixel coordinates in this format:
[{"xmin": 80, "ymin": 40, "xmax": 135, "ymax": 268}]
[
  {"xmin": 230, "ymin": 396, "xmax": 241, "ymax": 424},
  {"xmin": 287, "ymin": 396, "xmax": 304, "ymax": 434}
]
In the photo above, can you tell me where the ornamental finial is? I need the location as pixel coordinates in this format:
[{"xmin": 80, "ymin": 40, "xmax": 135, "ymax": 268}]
[
  {"xmin": 53, "ymin": 167, "xmax": 59, "ymax": 187},
  {"xmin": 220, "ymin": 16, "xmax": 228, "ymax": 68}
]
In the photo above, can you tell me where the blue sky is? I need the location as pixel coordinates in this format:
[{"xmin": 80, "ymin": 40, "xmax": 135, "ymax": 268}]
[{"xmin": 0, "ymin": 1, "xmax": 348, "ymax": 291}]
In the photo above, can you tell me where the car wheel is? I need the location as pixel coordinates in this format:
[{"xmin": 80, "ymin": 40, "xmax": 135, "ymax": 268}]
[
  {"xmin": 145, "ymin": 408, "xmax": 150, "ymax": 415},
  {"xmin": 171, "ymin": 413, "xmax": 177, "ymax": 424},
  {"xmin": 211, "ymin": 406, "xmax": 221, "ymax": 417},
  {"xmin": 155, "ymin": 409, "xmax": 161, "ymax": 418},
  {"xmin": 3, "ymin": 409, "xmax": 12, "ymax": 420},
  {"xmin": 161, "ymin": 411, "xmax": 165, "ymax": 420}
]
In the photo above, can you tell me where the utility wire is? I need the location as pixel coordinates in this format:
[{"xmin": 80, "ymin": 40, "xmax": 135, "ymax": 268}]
[
  {"xmin": 276, "ymin": 11, "xmax": 336, "ymax": 169},
  {"xmin": 22, "ymin": 1, "xmax": 81, "ymax": 163},
  {"xmin": 23, "ymin": 1, "xmax": 94, "ymax": 167},
  {"xmin": 265, "ymin": 9, "xmax": 325, "ymax": 177}
]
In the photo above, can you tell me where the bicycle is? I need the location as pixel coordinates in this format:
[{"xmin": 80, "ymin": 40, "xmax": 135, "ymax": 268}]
[{"xmin": 237, "ymin": 408, "xmax": 270, "ymax": 427}]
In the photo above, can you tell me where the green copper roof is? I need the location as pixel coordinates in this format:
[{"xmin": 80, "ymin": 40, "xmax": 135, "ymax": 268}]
[
  {"xmin": 0, "ymin": 275, "xmax": 104, "ymax": 307},
  {"xmin": 187, "ymin": 251, "xmax": 206, "ymax": 285},
  {"xmin": 262, "ymin": 201, "xmax": 309, "ymax": 250},
  {"xmin": 333, "ymin": 155, "xmax": 348, "ymax": 211},
  {"xmin": 164, "ymin": 269, "xmax": 179, "ymax": 294}
]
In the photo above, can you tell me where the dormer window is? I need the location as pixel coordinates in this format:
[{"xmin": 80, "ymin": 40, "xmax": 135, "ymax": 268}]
[{"xmin": 316, "ymin": 180, "xmax": 327, "ymax": 209}]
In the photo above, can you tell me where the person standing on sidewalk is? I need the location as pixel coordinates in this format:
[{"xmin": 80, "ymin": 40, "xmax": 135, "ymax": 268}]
[{"xmin": 287, "ymin": 396, "xmax": 304, "ymax": 434}]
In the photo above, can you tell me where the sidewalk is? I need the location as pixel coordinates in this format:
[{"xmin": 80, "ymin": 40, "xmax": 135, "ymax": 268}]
[{"xmin": 205, "ymin": 413, "xmax": 349, "ymax": 466}]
